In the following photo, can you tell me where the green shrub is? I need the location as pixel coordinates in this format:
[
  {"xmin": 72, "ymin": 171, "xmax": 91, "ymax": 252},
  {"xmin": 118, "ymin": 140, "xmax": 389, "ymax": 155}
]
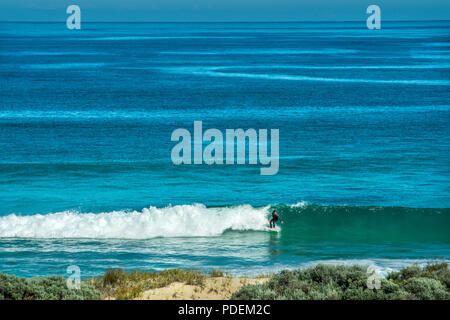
[
  {"xmin": 388, "ymin": 262, "xmax": 450, "ymax": 290},
  {"xmin": 403, "ymin": 277, "xmax": 449, "ymax": 300},
  {"xmin": 232, "ymin": 263, "xmax": 450, "ymax": 300},
  {"xmin": 0, "ymin": 273, "xmax": 100, "ymax": 300},
  {"xmin": 230, "ymin": 284, "xmax": 278, "ymax": 300}
]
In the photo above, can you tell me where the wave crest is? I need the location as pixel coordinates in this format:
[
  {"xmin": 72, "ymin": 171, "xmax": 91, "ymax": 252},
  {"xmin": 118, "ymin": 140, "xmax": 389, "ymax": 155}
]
[{"xmin": 0, "ymin": 204, "xmax": 270, "ymax": 239}]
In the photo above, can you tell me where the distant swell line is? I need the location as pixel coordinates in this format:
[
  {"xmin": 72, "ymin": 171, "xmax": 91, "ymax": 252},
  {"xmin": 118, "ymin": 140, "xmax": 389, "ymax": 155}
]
[
  {"xmin": 21, "ymin": 63, "xmax": 107, "ymax": 70},
  {"xmin": 163, "ymin": 67, "xmax": 450, "ymax": 86},
  {"xmin": 211, "ymin": 64, "xmax": 450, "ymax": 70},
  {"xmin": 161, "ymin": 49, "xmax": 358, "ymax": 55},
  {"xmin": 212, "ymin": 72, "xmax": 450, "ymax": 85},
  {"xmin": 76, "ymin": 36, "xmax": 253, "ymax": 41}
]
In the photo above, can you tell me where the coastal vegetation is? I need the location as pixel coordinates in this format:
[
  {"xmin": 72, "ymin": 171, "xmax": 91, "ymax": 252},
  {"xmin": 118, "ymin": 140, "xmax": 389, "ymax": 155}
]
[
  {"xmin": 1, "ymin": 263, "xmax": 448, "ymax": 300},
  {"xmin": 0, "ymin": 273, "xmax": 100, "ymax": 300},
  {"xmin": 231, "ymin": 263, "xmax": 450, "ymax": 300}
]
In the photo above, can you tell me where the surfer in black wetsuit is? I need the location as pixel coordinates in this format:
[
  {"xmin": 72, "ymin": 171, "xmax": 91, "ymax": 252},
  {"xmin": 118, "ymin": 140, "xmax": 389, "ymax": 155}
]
[{"xmin": 269, "ymin": 210, "xmax": 283, "ymax": 228}]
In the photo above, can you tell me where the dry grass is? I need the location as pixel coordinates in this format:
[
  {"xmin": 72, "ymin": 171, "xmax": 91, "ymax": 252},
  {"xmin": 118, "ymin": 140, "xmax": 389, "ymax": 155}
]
[
  {"xmin": 86, "ymin": 268, "xmax": 271, "ymax": 300},
  {"xmin": 87, "ymin": 268, "xmax": 207, "ymax": 300}
]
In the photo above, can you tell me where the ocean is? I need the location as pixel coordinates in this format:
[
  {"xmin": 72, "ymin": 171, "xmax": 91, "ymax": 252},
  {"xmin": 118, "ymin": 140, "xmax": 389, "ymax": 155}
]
[{"xmin": 0, "ymin": 21, "xmax": 449, "ymax": 278}]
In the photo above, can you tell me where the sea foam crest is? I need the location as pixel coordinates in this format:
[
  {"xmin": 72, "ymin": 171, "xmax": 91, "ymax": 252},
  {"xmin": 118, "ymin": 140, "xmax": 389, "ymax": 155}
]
[
  {"xmin": 0, "ymin": 204, "xmax": 270, "ymax": 239},
  {"xmin": 289, "ymin": 201, "xmax": 308, "ymax": 208}
]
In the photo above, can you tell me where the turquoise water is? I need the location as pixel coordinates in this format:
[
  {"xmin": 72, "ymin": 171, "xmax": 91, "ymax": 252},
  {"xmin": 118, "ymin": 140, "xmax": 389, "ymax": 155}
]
[{"xmin": 0, "ymin": 21, "xmax": 449, "ymax": 277}]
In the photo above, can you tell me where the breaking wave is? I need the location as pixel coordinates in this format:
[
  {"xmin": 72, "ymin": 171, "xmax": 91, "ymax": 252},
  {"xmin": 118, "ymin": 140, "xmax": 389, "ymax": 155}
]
[
  {"xmin": 0, "ymin": 204, "xmax": 269, "ymax": 239},
  {"xmin": 0, "ymin": 203, "xmax": 448, "ymax": 241}
]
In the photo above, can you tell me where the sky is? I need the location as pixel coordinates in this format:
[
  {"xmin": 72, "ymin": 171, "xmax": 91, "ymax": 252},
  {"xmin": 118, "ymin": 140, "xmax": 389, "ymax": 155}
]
[{"xmin": 0, "ymin": 0, "xmax": 449, "ymax": 22}]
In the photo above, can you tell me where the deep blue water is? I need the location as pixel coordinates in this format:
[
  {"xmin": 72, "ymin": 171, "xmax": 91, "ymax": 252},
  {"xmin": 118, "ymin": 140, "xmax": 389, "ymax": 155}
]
[{"xmin": 0, "ymin": 21, "xmax": 449, "ymax": 277}]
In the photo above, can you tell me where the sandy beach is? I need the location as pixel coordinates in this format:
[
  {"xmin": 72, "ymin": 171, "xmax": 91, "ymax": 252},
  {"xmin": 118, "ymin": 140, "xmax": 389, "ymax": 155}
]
[{"xmin": 138, "ymin": 277, "xmax": 269, "ymax": 300}]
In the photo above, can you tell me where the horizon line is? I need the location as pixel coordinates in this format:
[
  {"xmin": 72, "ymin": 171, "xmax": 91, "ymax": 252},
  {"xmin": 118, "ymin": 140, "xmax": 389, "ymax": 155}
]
[{"xmin": 1, "ymin": 19, "xmax": 449, "ymax": 23}]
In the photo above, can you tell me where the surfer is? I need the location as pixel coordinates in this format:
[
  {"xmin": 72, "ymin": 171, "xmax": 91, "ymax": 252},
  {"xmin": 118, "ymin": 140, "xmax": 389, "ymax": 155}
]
[{"xmin": 269, "ymin": 210, "xmax": 283, "ymax": 229}]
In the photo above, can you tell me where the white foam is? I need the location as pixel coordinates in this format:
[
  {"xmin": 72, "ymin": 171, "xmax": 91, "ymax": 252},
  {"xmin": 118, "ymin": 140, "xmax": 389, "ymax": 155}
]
[
  {"xmin": 300, "ymin": 259, "xmax": 450, "ymax": 277},
  {"xmin": 289, "ymin": 201, "xmax": 308, "ymax": 208},
  {"xmin": 0, "ymin": 204, "xmax": 270, "ymax": 239}
]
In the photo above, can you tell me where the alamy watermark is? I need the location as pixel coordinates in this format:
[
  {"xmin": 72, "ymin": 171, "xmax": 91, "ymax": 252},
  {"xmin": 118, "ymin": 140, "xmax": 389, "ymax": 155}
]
[
  {"xmin": 366, "ymin": 265, "xmax": 382, "ymax": 290},
  {"xmin": 66, "ymin": 265, "xmax": 81, "ymax": 290},
  {"xmin": 366, "ymin": 5, "xmax": 381, "ymax": 30},
  {"xmin": 66, "ymin": 5, "xmax": 81, "ymax": 30},
  {"xmin": 171, "ymin": 121, "xmax": 279, "ymax": 175}
]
